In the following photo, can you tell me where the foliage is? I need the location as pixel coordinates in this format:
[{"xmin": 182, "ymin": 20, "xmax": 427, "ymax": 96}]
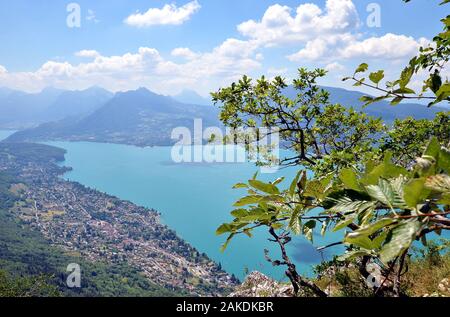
[
  {"xmin": 212, "ymin": 68, "xmax": 386, "ymax": 177},
  {"xmin": 0, "ymin": 270, "xmax": 60, "ymax": 297},
  {"xmin": 213, "ymin": 68, "xmax": 449, "ymax": 296},
  {"xmin": 212, "ymin": 1, "xmax": 450, "ymax": 296},
  {"xmin": 380, "ymin": 113, "xmax": 450, "ymax": 167},
  {"xmin": 311, "ymin": 242, "xmax": 450, "ymax": 297},
  {"xmin": 217, "ymin": 137, "xmax": 449, "ymax": 261}
]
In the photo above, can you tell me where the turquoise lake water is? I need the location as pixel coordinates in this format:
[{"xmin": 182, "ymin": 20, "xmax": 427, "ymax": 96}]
[{"xmin": 43, "ymin": 141, "xmax": 345, "ymax": 281}]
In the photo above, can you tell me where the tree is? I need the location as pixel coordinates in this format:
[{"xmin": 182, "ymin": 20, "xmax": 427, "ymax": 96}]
[
  {"xmin": 0, "ymin": 270, "xmax": 60, "ymax": 297},
  {"xmin": 212, "ymin": 1, "xmax": 450, "ymax": 297}
]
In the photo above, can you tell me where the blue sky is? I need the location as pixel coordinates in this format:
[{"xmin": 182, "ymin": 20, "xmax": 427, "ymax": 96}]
[{"xmin": 0, "ymin": 0, "xmax": 446, "ymax": 96}]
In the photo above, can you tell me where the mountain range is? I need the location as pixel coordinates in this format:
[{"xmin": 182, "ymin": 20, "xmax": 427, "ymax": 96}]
[
  {"xmin": 2, "ymin": 85, "xmax": 447, "ymax": 147},
  {"xmin": 0, "ymin": 86, "xmax": 113, "ymax": 129},
  {"xmin": 5, "ymin": 88, "xmax": 220, "ymax": 146}
]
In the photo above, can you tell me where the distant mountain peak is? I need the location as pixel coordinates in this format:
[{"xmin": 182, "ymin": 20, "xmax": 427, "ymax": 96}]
[
  {"xmin": 40, "ymin": 86, "xmax": 65, "ymax": 94},
  {"xmin": 173, "ymin": 89, "xmax": 211, "ymax": 106}
]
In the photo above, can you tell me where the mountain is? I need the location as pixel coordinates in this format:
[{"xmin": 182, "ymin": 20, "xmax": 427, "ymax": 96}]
[
  {"xmin": 40, "ymin": 86, "xmax": 113, "ymax": 122},
  {"xmin": 284, "ymin": 86, "xmax": 446, "ymax": 122},
  {"xmin": 5, "ymin": 88, "xmax": 221, "ymax": 146},
  {"xmin": 0, "ymin": 86, "xmax": 113, "ymax": 129},
  {"xmin": 0, "ymin": 87, "xmax": 64, "ymax": 128},
  {"xmin": 173, "ymin": 89, "xmax": 212, "ymax": 106},
  {"xmin": 323, "ymin": 86, "xmax": 447, "ymax": 121}
]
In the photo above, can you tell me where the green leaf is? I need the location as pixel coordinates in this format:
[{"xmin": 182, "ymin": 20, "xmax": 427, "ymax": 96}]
[
  {"xmin": 303, "ymin": 220, "xmax": 316, "ymax": 242},
  {"xmin": 271, "ymin": 222, "xmax": 284, "ymax": 230},
  {"xmin": 435, "ymin": 83, "xmax": 450, "ymax": 103},
  {"xmin": 233, "ymin": 195, "xmax": 262, "ymax": 207},
  {"xmin": 248, "ymin": 179, "xmax": 280, "ymax": 194},
  {"xmin": 344, "ymin": 233, "xmax": 375, "ymax": 250},
  {"xmin": 361, "ymin": 156, "xmax": 408, "ymax": 185},
  {"xmin": 390, "ymin": 96, "xmax": 403, "ymax": 105},
  {"xmin": 333, "ymin": 215, "xmax": 356, "ymax": 232},
  {"xmin": 438, "ymin": 147, "xmax": 450, "ymax": 173},
  {"xmin": 355, "ymin": 63, "xmax": 369, "ymax": 74},
  {"xmin": 379, "ymin": 220, "xmax": 422, "ymax": 263},
  {"xmin": 289, "ymin": 170, "xmax": 303, "ymax": 198},
  {"xmin": 233, "ymin": 183, "xmax": 248, "ymax": 189},
  {"xmin": 393, "ymin": 87, "xmax": 416, "ymax": 94},
  {"xmin": 289, "ymin": 209, "xmax": 301, "ymax": 235},
  {"xmin": 423, "ymin": 137, "xmax": 440, "ymax": 159},
  {"xmin": 372, "ymin": 231, "xmax": 389, "ymax": 250},
  {"xmin": 220, "ymin": 233, "xmax": 235, "ymax": 252},
  {"xmin": 399, "ymin": 66, "xmax": 413, "ymax": 89},
  {"xmin": 272, "ymin": 177, "xmax": 285, "ymax": 185},
  {"xmin": 339, "ymin": 168, "xmax": 362, "ymax": 191},
  {"xmin": 365, "ymin": 179, "xmax": 396, "ymax": 208},
  {"xmin": 216, "ymin": 223, "xmax": 233, "ymax": 235},
  {"xmin": 230, "ymin": 209, "xmax": 248, "ymax": 218},
  {"xmin": 438, "ymin": 192, "xmax": 450, "ymax": 205},
  {"xmin": 352, "ymin": 218, "xmax": 397, "ymax": 238},
  {"xmin": 369, "ymin": 70, "xmax": 384, "ymax": 85},
  {"xmin": 403, "ymin": 178, "xmax": 431, "ymax": 209}
]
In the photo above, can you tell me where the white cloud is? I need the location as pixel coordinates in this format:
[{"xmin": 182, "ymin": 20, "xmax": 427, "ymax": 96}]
[
  {"xmin": 0, "ymin": 65, "xmax": 7, "ymax": 74},
  {"xmin": 237, "ymin": 0, "xmax": 359, "ymax": 47},
  {"xmin": 325, "ymin": 62, "xmax": 345, "ymax": 72},
  {"xmin": 124, "ymin": 1, "xmax": 201, "ymax": 27},
  {"xmin": 75, "ymin": 50, "xmax": 101, "ymax": 58},
  {"xmin": 339, "ymin": 33, "xmax": 428, "ymax": 60},
  {"xmin": 239, "ymin": 0, "xmax": 427, "ymax": 64},
  {"xmin": 287, "ymin": 38, "xmax": 330, "ymax": 61},
  {"xmin": 171, "ymin": 47, "xmax": 199, "ymax": 60},
  {"xmin": 0, "ymin": 39, "xmax": 261, "ymax": 95}
]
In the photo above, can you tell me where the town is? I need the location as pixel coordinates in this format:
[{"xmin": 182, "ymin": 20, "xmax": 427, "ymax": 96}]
[{"xmin": 0, "ymin": 142, "xmax": 238, "ymax": 296}]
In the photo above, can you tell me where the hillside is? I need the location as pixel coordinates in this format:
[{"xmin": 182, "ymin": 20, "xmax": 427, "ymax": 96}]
[
  {"xmin": 173, "ymin": 90, "xmax": 212, "ymax": 106},
  {"xmin": 6, "ymin": 88, "xmax": 221, "ymax": 146},
  {"xmin": 0, "ymin": 142, "xmax": 237, "ymax": 296}
]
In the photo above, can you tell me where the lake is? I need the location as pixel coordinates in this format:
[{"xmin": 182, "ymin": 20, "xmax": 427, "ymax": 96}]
[
  {"xmin": 42, "ymin": 141, "xmax": 345, "ymax": 281},
  {"xmin": 1, "ymin": 132, "xmax": 446, "ymax": 281}
]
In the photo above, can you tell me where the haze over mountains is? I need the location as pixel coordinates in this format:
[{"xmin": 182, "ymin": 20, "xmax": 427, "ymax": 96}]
[
  {"xmin": 173, "ymin": 90, "xmax": 212, "ymax": 106},
  {"xmin": 0, "ymin": 86, "xmax": 113, "ymax": 129},
  {"xmin": 1, "ymin": 85, "xmax": 447, "ymax": 147}
]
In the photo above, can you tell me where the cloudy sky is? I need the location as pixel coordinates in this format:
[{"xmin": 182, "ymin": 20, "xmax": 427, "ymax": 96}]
[{"xmin": 0, "ymin": 0, "xmax": 446, "ymax": 96}]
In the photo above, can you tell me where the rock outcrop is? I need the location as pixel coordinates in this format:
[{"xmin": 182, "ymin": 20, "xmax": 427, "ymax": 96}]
[{"xmin": 229, "ymin": 271, "xmax": 294, "ymax": 297}]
